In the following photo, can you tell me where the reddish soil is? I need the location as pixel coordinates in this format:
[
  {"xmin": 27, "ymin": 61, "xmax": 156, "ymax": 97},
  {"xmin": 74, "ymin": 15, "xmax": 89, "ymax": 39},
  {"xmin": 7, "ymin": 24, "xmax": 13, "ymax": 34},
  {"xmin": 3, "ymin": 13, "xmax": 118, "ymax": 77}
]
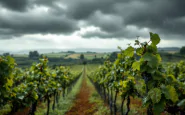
[
  {"xmin": 130, "ymin": 97, "xmax": 146, "ymax": 114},
  {"xmin": 130, "ymin": 97, "xmax": 142, "ymax": 106},
  {"xmin": 66, "ymin": 77, "xmax": 97, "ymax": 115},
  {"xmin": 12, "ymin": 107, "xmax": 30, "ymax": 115}
]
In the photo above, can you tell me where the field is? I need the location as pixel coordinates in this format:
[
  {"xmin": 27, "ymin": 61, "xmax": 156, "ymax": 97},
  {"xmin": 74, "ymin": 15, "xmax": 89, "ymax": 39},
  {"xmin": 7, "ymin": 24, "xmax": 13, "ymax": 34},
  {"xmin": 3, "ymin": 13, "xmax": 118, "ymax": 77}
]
[
  {"xmin": 44, "ymin": 52, "xmax": 69, "ymax": 58},
  {"xmin": 13, "ymin": 52, "xmax": 108, "ymax": 59},
  {"xmin": 11, "ymin": 52, "xmax": 108, "ymax": 68}
]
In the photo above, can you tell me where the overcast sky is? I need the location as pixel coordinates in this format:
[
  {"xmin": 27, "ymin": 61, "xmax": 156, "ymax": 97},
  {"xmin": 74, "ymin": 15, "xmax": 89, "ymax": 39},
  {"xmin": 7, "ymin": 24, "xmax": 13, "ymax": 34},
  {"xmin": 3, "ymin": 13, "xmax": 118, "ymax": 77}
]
[{"xmin": 0, "ymin": 0, "xmax": 185, "ymax": 52}]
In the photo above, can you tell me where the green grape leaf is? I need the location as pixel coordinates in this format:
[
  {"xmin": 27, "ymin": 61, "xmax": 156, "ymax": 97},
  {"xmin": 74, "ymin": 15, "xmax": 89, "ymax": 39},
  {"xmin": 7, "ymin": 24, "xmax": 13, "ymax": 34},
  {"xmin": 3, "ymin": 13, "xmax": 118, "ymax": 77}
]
[
  {"xmin": 135, "ymin": 39, "xmax": 140, "ymax": 45},
  {"xmin": 117, "ymin": 46, "xmax": 122, "ymax": 51},
  {"xmin": 6, "ymin": 79, "xmax": 13, "ymax": 87},
  {"xmin": 150, "ymin": 32, "xmax": 160, "ymax": 46},
  {"xmin": 117, "ymin": 53, "xmax": 121, "ymax": 58},
  {"xmin": 114, "ymin": 59, "xmax": 120, "ymax": 65},
  {"xmin": 142, "ymin": 52, "xmax": 158, "ymax": 68},
  {"xmin": 161, "ymin": 85, "xmax": 178, "ymax": 103},
  {"xmin": 147, "ymin": 45, "xmax": 157, "ymax": 54},
  {"xmin": 7, "ymin": 56, "xmax": 15, "ymax": 65},
  {"xmin": 153, "ymin": 99, "xmax": 165, "ymax": 115},
  {"xmin": 18, "ymin": 95, "xmax": 24, "ymax": 100},
  {"xmin": 148, "ymin": 88, "xmax": 161, "ymax": 104},
  {"xmin": 149, "ymin": 32, "xmax": 153, "ymax": 37},
  {"xmin": 132, "ymin": 61, "xmax": 140, "ymax": 71},
  {"xmin": 124, "ymin": 46, "xmax": 134, "ymax": 57},
  {"xmin": 136, "ymin": 48, "xmax": 143, "ymax": 56},
  {"xmin": 177, "ymin": 99, "xmax": 185, "ymax": 107},
  {"xmin": 33, "ymin": 91, "xmax": 38, "ymax": 100},
  {"xmin": 156, "ymin": 54, "xmax": 162, "ymax": 62},
  {"xmin": 142, "ymin": 96, "xmax": 150, "ymax": 107}
]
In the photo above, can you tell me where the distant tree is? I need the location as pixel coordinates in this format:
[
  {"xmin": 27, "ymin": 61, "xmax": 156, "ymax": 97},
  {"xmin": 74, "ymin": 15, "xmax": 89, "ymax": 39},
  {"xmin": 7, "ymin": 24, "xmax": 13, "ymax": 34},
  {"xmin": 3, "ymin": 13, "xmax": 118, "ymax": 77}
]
[
  {"xmin": 29, "ymin": 51, "xmax": 39, "ymax": 58},
  {"xmin": 86, "ymin": 51, "xmax": 95, "ymax": 53},
  {"xmin": 109, "ymin": 52, "xmax": 118, "ymax": 62},
  {"xmin": 94, "ymin": 55, "xmax": 97, "ymax": 59},
  {"xmin": 80, "ymin": 54, "xmax": 86, "ymax": 64},
  {"xmin": 80, "ymin": 54, "xmax": 85, "ymax": 60},
  {"xmin": 3, "ymin": 52, "xmax": 10, "ymax": 56},
  {"xmin": 29, "ymin": 51, "xmax": 32, "ymax": 58},
  {"xmin": 180, "ymin": 46, "xmax": 185, "ymax": 55},
  {"xmin": 67, "ymin": 51, "xmax": 75, "ymax": 53},
  {"xmin": 83, "ymin": 61, "xmax": 87, "ymax": 65}
]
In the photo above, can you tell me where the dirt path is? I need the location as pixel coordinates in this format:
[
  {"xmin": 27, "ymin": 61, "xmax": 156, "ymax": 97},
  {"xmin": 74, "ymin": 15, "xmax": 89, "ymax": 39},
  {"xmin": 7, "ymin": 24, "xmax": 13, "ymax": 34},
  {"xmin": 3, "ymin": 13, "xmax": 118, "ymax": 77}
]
[{"xmin": 66, "ymin": 68, "xmax": 97, "ymax": 115}]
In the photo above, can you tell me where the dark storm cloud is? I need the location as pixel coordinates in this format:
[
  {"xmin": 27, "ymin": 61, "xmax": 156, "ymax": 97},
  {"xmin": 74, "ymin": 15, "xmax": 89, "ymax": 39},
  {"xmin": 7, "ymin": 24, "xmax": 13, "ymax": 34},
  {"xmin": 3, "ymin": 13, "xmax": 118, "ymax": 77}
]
[
  {"xmin": 65, "ymin": 0, "xmax": 115, "ymax": 20},
  {"xmin": 0, "ymin": 0, "xmax": 79, "ymax": 38},
  {"xmin": 87, "ymin": 11, "xmax": 123, "ymax": 33},
  {"xmin": 81, "ymin": 26, "xmax": 149, "ymax": 39},
  {"xmin": 0, "ymin": 0, "xmax": 185, "ymax": 39},
  {"xmin": 80, "ymin": 0, "xmax": 185, "ymax": 39},
  {"xmin": 64, "ymin": 0, "xmax": 131, "ymax": 20},
  {"xmin": 0, "ymin": 12, "xmax": 79, "ymax": 37},
  {"xmin": 0, "ymin": 0, "xmax": 29, "ymax": 11},
  {"xmin": 123, "ymin": 0, "xmax": 185, "ymax": 37}
]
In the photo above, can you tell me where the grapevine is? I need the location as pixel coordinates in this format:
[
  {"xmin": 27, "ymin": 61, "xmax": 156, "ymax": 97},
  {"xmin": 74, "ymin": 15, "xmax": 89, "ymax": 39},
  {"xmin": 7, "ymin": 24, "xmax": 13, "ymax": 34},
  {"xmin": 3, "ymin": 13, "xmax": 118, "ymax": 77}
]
[{"xmin": 89, "ymin": 32, "xmax": 185, "ymax": 115}]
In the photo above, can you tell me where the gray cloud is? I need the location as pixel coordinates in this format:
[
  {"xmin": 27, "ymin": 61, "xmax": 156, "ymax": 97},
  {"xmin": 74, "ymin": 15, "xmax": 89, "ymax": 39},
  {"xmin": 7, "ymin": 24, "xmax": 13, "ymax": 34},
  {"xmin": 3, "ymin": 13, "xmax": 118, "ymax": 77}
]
[
  {"xmin": 0, "ymin": 0, "xmax": 185, "ymax": 39},
  {"xmin": 123, "ymin": 0, "xmax": 185, "ymax": 36},
  {"xmin": 0, "ymin": 0, "xmax": 29, "ymax": 11},
  {"xmin": 81, "ymin": 25, "xmax": 149, "ymax": 39},
  {"xmin": 85, "ymin": 0, "xmax": 185, "ymax": 39},
  {"xmin": 87, "ymin": 11, "xmax": 123, "ymax": 33},
  {"xmin": 0, "ymin": 13, "xmax": 78, "ymax": 33},
  {"xmin": 0, "ymin": 0, "xmax": 79, "ymax": 38}
]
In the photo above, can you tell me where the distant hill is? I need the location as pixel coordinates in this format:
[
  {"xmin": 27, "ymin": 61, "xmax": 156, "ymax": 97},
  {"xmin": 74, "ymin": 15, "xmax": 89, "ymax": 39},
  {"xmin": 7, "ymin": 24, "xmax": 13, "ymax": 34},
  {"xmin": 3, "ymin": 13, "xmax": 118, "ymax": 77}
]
[
  {"xmin": 0, "ymin": 47, "xmax": 180, "ymax": 55},
  {"xmin": 158, "ymin": 47, "xmax": 180, "ymax": 51},
  {"xmin": 0, "ymin": 48, "xmax": 119, "ymax": 54}
]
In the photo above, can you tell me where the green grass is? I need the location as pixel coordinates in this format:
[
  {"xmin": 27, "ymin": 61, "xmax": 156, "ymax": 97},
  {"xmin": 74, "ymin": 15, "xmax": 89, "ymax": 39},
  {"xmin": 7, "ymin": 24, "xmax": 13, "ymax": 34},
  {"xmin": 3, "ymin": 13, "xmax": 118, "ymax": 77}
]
[
  {"xmin": 13, "ymin": 54, "xmax": 28, "ymax": 58},
  {"xmin": 62, "ymin": 53, "xmax": 108, "ymax": 60},
  {"xmin": 45, "ymin": 53, "xmax": 68, "ymax": 58},
  {"xmin": 84, "ymin": 53, "xmax": 108, "ymax": 60},
  {"xmin": 86, "ymin": 72, "xmax": 110, "ymax": 115},
  {"xmin": 69, "ymin": 64, "xmax": 100, "ymax": 75},
  {"xmin": 35, "ymin": 69, "xmax": 84, "ymax": 115},
  {"xmin": 84, "ymin": 54, "xmax": 97, "ymax": 60},
  {"xmin": 86, "ymin": 64, "xmax": 101, "ymax": 75},
  {"xmin": 69, "ymin": 64, "xmax": 84, "ymax": 73}
]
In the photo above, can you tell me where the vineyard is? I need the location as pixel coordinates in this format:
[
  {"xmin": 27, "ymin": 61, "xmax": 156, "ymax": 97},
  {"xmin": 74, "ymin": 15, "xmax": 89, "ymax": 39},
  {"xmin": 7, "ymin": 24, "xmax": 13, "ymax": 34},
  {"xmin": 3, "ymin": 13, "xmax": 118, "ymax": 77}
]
[
  {"xmin": 89, "ymin": 32, "xmax": 185, "ymax": 115},
  {"xmin": 0, "ymin": 32, "xmax": 185, "ymax": 115},
  {"xmin": 0, "ymin": 56, "xmax": 81, "ymax": 115}
]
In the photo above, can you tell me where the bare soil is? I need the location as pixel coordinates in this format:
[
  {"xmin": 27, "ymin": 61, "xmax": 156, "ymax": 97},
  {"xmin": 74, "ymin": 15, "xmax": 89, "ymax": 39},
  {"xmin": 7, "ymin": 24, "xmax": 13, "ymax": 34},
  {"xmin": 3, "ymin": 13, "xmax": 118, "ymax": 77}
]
[{"xmin": 66, "ymin": 77, "xmax": 97, "ymax": 115}]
